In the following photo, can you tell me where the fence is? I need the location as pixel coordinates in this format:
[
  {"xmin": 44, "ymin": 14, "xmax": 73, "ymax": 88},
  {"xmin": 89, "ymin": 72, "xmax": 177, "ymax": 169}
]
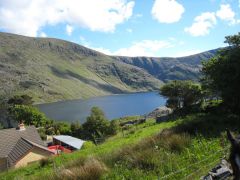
[{"xmin": 157, "ymin": 146, "xmax": 229, "ymax": 180}]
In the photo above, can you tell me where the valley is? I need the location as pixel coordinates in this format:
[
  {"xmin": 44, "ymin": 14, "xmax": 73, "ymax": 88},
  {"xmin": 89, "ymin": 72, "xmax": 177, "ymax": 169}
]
[{"xmin": 0, "ymin": 32, "xmax": 217, "ymax": 103}]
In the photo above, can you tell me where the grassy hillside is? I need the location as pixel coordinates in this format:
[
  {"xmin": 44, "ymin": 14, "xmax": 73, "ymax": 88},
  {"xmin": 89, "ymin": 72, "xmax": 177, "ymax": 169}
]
[
  {"xmin": 0, "ymin": 33, "xmax": 162, "ymax": 103},
  {"xmin": 0, "ymin": 32, "xmax": 217, "ymax": 103},
  {"xmin": 0, "ymin": 112, "xmax": 236, "ymax": 180}
]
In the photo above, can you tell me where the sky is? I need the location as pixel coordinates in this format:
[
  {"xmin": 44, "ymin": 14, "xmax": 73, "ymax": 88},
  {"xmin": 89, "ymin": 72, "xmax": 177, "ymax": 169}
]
[{"xmin": 0, "ymin": 0, "xmax": 239, "ymax": 57}]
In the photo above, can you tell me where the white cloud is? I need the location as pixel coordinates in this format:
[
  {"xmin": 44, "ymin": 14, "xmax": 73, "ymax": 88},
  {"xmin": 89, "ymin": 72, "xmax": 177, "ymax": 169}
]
[
  {"xmin": 114, "ymin": 40, "xmax": 174, "ymax": 56},
  {"xmin": 126, "ymin": 28, "xmax": 132, "ymax": 33},
  {"xmin": 91, "ymin": 47, "xmax": 113, "ymax": 55},
  {"xmin": 39, "ymin": 32, "xmax": 47, "ymax": 37},
  {"xmin": 216, "ymin": 4, "xmax": 237, "ymax": 25},
  {"xmin": 185, "ymin": 4, "xmax": 239, "ymax": 37},
  {"xmin": 151, "ymin": 0, "xmax": 185, "ymax": 23},
  {"xmin": 184, "ymin": 12, "xmax": 216, "ymax": 37},
  {"xmin": 173, "ymin": 49, "xmax": 201, "ymax": 57},
  {"xmin": 0, "ymin": 0, "xmax": 135, "ymax": 36},
  {"xmin": 91, "ymin": 40, "xmax": 174, "ymax": 57},
  {"xmin": 135, "ymin": 13, "xmax": 143, "ymax": 18},
  {"xmin": 66, "ymin": 24, "xmax": 73, "ymax": 36}
]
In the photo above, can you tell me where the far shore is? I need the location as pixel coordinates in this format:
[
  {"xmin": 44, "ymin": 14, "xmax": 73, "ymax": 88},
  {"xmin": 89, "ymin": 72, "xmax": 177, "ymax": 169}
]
[{"xmin": 34, "ymin": 90, "xmax": 160, "ymax": 106}]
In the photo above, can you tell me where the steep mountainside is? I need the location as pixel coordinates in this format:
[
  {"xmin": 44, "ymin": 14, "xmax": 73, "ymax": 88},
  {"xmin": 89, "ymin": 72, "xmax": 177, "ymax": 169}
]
[
  {"xmin": 113, "ymin": 49, "xmax": 218, "ymax": 82},
  {"xmin": 0, "ymin": 32, "xmax": 217, "ymax": 103}
]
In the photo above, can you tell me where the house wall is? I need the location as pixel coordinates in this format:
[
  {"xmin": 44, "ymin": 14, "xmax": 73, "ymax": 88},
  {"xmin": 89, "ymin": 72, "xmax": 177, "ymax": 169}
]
[
  {"xmin": 0, "ymin": 158, "xmax": 7, "ymax": 172},
  {"xmin": 14, "ymin": 147, "xmax": 52, "ymax": 168}
]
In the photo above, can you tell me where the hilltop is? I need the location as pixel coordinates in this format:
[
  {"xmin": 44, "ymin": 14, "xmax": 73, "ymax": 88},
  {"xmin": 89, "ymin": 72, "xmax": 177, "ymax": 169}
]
[{"xmin": 0, "ymin": 32, "xmax": 217, "ymax": 103}]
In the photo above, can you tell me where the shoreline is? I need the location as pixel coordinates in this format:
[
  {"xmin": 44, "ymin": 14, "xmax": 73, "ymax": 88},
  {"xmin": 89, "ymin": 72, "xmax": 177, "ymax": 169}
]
[{"xmin": 35, "ymin": 90, "xmax": 160, "ymax": 106}]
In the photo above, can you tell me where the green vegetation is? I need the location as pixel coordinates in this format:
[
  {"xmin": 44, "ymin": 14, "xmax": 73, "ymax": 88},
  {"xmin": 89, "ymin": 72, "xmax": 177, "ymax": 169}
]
[
  {"xmin": 9, "ymin": 105, "xmax": 49, "ymax": 127},
  {"xmin": 6, "ymin": 101, "xmax": 118, "ymax": 142},
  {"xmin": 0, "ymin": 32, "xmax": 216, "ymax": 103},
  {"xmin": 0, "ymin": 118, "xmax": 178, "ymax": 179},
  {"xmin": 0, "ymin": 32, "xmax": 163, "ymax": 103},
  {"xmin": 0, "ymin": 113, "xmax": 234, "ymax": 179},
  {"xmin": 81, "ymin": 107, "xmax": 118, "ymax": 142},
  {"xmin": 114, "ymin": 48, "xmax": 217, "ymax": 83},
  {"xmin": 202, "ymin": 32, "xmax": 240, "ymax": 113},
  {"xmin": 160, "ymin": 80, "xmax": 202, "ymax": 110},
  {"xmin": 0, "ymin": 33, "xmax": 239, "ymax": 179},
  {"xmin": 7, "ymin": 95, "xmax": 34, "ymax": 105}
]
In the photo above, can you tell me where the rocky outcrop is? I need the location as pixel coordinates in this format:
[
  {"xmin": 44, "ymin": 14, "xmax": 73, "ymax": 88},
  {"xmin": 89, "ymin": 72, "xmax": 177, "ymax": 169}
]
[
  {"xmin": 148, "ymin": 106, "xmax": 173, "ymax": 118},
  {"xmin": 201, "ymin": 159, "xmax": 232, "ymax": 180}
]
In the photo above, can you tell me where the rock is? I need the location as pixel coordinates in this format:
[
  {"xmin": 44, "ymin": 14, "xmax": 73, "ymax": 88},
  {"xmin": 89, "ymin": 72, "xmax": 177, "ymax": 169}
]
[
  {"xmin": 147, "ymin": 106, "xmax": 173, "ymax": 123},
  {"xmin": 147, "ymin": 106, "xmax": 173, "ymax": 118},
  {"xmin": 201, "ymin": 159, "xmax": 232, "ymax": 180}
]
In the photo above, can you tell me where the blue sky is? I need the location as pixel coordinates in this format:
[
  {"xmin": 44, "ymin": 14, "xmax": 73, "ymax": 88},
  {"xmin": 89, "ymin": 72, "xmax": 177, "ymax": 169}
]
[{"xmin": 0, "ymin": 0, "xmax": 239, "ymax": 57}]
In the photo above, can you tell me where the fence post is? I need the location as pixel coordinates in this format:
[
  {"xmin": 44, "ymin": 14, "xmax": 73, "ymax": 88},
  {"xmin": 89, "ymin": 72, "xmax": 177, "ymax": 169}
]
[{"xmin": 226, "ymin": 129, "xmax": 240, "ymax": 180}]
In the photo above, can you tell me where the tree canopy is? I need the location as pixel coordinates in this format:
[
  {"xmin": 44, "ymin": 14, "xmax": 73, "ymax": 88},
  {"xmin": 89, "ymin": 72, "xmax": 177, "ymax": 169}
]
[
  {"xmin": 82, "ymin": 107, "xmax": 110, "ymax": 139},
  {"xmin": 202, "ymin": 32, "xmax": 240, "ymax": 113},
  {"xmin": 7, "ymin": 95, "xmax": 33, "ymax": 105},
  {"xmin": 9, "ymin": 105, "xmax": 48, "ymax": 127},
  {"xmin": 82, "ymin": 107, "xmax": 117, "ymax": 142},
  {"xmin": 160, "ymin": 80, "xmax": 202, "ymax": 110}
]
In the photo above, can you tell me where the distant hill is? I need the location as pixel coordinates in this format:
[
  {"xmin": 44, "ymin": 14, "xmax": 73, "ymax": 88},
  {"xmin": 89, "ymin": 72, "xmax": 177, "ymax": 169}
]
[
  {"xmin": 0, "ymin": 32, "xmax": 217, "ymax": 103},
  {"xmin": 113, "ymin": 49, "xmax": 218, "ymax": 82}
]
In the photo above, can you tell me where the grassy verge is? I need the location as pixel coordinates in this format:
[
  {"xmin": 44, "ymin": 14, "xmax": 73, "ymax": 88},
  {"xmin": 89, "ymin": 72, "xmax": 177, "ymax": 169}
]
[
  {"xmin": 1, "ymin": 112, "xmax": 238, "ymax": 179},
  {"xmin": 0, "ymin": 119, "xmax": 178, "ymax": 179}
]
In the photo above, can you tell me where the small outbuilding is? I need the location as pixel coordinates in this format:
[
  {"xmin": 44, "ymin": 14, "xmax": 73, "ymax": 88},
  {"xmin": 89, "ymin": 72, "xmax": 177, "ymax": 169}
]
[
  {"xmin": 0, "ymin": 124, "xmax": 54, "ymax": 172},
  {"xmin": 52, "ymin": 135, "xmax": 85, "ymax": 151}
]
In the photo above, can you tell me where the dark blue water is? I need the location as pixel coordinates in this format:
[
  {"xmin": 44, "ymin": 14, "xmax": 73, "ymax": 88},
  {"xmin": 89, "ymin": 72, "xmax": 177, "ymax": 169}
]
[{"xmin": 37, "ymin": 92, "xmax": 166, "ymax": 123}]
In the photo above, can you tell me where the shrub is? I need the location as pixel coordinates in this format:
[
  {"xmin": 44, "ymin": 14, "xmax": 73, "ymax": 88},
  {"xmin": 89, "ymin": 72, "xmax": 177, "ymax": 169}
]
[
  {"xmin": 165, "ymin": 133, "xmax": 191, "ymax": 152},
  {"xmin": 51, "ymin": 157, "xmax": 108, "ymax": 180},
  {"xmin": 107, "ymin": 129, "xmax": 191, "ymax": 173},
  {"xmin": 9, "ymin": 105, "xmax": 48, "ymax": 127},
  {"xmin": 39, "ymin": 158, "xmax": 53, "ymax": 168},
  {"xmin": 82, "ymin": 141, "xmax": 96, "ymax": 150},
  {"xmin": 38, "ymin": 128, "xmax": 47, "ymax": 140}
]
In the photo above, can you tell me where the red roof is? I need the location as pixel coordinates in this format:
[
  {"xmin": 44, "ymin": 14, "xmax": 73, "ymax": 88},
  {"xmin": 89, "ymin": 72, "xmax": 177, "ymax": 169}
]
[{"xmin": 48, "ymin": 145, "xmax": 72, "ymax": 154}]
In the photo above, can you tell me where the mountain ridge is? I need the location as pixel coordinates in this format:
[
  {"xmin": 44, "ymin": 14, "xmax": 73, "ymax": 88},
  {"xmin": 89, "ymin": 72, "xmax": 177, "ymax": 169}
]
[{"xmin": 0, "ymin": 32, "xmax": 217, "ymax": 103}]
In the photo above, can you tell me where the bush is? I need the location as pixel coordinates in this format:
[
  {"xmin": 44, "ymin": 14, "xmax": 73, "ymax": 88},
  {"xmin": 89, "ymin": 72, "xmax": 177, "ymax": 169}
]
[
  {"xmin": 160, "ymin": 80, "xmax": 202, "ymax": 110},
  {"xmin": 38, "ymin": 128, "xmax": 47, "ymax": 140},
  {"xmin": 53, "ymin": 122, "xmax": 72, "ymax": 135},
  {"xmin": 7, "ymin": 95, "xmax": 33, "ymax": 105},
  {"xmin": 108, "ymin": 129, "xmax": 191, "ymax": 173},
  {"xmin": 82, "ymin": 107, "xmax": 118, "ymax": 142},
  {"xmin": 81, "ymin": 141, "xmax": 96, "ymax": 150},
  {"xmin": 202, "ymin": 33, "xmax": 240, "ymax": 113},
  {"xmin": 107, "ymin": 120, "xmax": 119, "ymax": 135},
  {"xmin": 49, "ymin": 157, "xmax": 108, "ymax": 180},
  {"xmin": 39, "ymin": 158, "xmax": 53, "ymax": 168},
  {"xmin": 9, "ymin": 105, "xmax": 48, "ymax": 127}
]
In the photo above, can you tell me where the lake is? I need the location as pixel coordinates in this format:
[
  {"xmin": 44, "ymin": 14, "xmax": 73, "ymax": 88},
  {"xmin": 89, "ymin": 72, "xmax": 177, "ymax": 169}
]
[{"xmin": 37, "ymin": 92, "xmax": 166, "ymax": 123}]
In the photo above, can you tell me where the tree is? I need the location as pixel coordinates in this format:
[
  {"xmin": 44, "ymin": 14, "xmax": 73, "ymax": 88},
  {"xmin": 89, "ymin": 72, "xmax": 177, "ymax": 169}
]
[
  {"xmin": 53, "ymin": 122, "xmax": 71, "ymax": 135},
  {"xmin": 7, "ymin": 95, "xmax": 33, "ymax": 105},
  {"xmin": 202, "ymin": 32, "xmax": 240, "ymax": 113},
  {"xmin": 70, "ymin": 122, "xmax": 83, "ymax": 137},
  {"xmin": 82, "ymin": 107, "xmax": 110, "ymax": 141},
  {"xmin": 224, "ymin": 32, "xmax": 240, "ymax": 47},
  {"xmin": 9, "ymin": 105, "xmax": 48, "ymax": 127},
  {"xmin": 107, "ymin": 120, "xmax": 119, "ymax": 135},
  {"xmin": 160, "ymin": 80, "xmax": 202, "ymax": 110}
]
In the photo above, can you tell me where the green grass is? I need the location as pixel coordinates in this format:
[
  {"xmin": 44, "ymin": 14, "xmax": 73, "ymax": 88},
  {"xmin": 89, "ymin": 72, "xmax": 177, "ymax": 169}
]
[
  {"xmin": 0, "ymin": 119, "xmax": 178, "ymax": 179},
  {"xmin": 102, "ymin": 113, "xmax": 232, "ymax": 179},
  {"xmin": 0, "ymin": 32, "xmax": 163, "ymax": 103},
  {"xmin": 0, "ymin": 112, "xmax": 236, "ymax": 180}
]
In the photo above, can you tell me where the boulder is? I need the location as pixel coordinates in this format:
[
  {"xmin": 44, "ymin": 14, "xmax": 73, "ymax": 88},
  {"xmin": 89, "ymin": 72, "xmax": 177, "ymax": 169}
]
[
  {"xmin": 147, "ymin": 106, "xmax": 173, "ymax": 118},
  {"xmin": 201, "ymin": 159, "xmax": 232, "ymax": 180}
]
